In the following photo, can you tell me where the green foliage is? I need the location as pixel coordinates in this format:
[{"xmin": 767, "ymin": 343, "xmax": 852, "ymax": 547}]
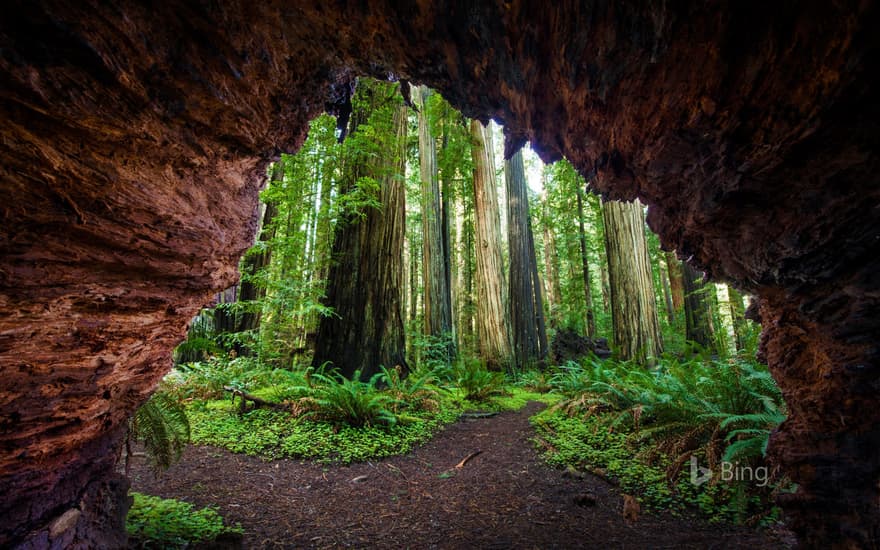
[
  {"xmin": 128, "ymin": 389, "xmax": 190, "ymax": 472},
  {"xmin": 537, "ymin": 354, "xmax": 788, "ymax": 524},
  {"xmin": 378, "ymin": 365, "xmax": 443, "ymax": 413},
  {"xmin": 454, "ymin": 358, "xmax": 506, "ymax": 402},
  {"xmin": 173, "ymin": 310, "xmax": 221, "ymax": 366},
  {"xmin": 169, "ymin": 356, "xmax": 277, "ymax": 400},
  {"xmin": 295, "ymin": 368, "xmax": 399, "ymax": 428},
  {"xmin": 126, "ymin": 492, "xmax": 242, "ymax": 549},
  {"xmin": 187, "ymin": 396, "xmax": 462, "ymax": 464}
]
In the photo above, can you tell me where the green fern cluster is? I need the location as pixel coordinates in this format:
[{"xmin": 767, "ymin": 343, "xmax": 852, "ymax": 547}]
[
  {"xmin": 291, "ymin": 367, "xmax": 399, "ymax": 428},
  {"xmin": 127, "ymin": 389, "xmax": 190, "ymax": 473},
  {"xmin": 538, "ymin": 354, "xmax": 788, "ymax": 523},
  {"xmin": 454, "ymin": 358, "xmax": 507, "ymax": 402}
]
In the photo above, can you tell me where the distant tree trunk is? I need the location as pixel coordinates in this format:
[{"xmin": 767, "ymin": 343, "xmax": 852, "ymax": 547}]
[
  {"xmin": 681, "ymin": 261, "xmax": 716, "ymax": 351},
  {"xmin": 665, "ymin": 252, "xmax": 685, "ymax": 313},
  {"xmin": 470, "ymin": 120, "xmax": 511, "ymax": 370},
  {"xmin": 458, "ymin": 192, "xmax": 476, "ymax": 353},
  {"xmin": 602, "ymin": 199, "xmax": 662, "ymax": 364},
  {"xmin": 727, "ymin": 287, "xmax": 749, "ymax": 351},
  {"xmin": 213, "ymin": 164, "xmax": 280, "ymax": 354},
  {"xmin": 541, "ymin": 193, "xmax": 562, "ymax": 329},
  {"xmin": 414, "ymin": 85, "xmax": 455, "ymax": 361},
  {"xmin": 575, "ymin": 184, "xmax": 597, "ymax": 338},
  {"xmin": 660, "ymin": 259, "xmax": 675, "ymax": 324},
  {"xmin": 312, "ymin": 91, "xmax": 408, "ymax": 380},
  {"xmin": 506, "ymin": 147, "xmax": 548, "ymax": 370}
]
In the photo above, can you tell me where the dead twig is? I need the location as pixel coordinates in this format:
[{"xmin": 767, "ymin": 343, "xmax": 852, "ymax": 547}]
[{"xmin": 454, "ymin": 450, "xmax": 483, "ymax": 469}]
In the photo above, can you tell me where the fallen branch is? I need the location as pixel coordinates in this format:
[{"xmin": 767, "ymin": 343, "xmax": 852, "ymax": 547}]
[
  {"xmin": 459, "ymin": 411, "xmax": 499, "ymax": 420},
  {"xmin": 223, "ymin": 386, "xmax": 288, "ymax": 416},
  {"xmin": 455, "ymin": 450, "xmax": 483, "ymax": 469}
]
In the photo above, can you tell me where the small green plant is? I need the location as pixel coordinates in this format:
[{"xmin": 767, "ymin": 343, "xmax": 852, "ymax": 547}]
[
  {"xmin": 126, "ymin": 389, "xmax": 190, "ymax": 474},
  {"xmin": 126, "ymin": 492, "xmax": 242, "ymax": 549},
  {"xmin": 295, "ymin": 368, "xmax": 399, "ymax": 428},
  {"xmin": 454, "ymin": 358, "xmax": 506, "ymax": 402},
  {"xmin": 379, "ymin": 365, "xmax": 442, "ymax": 413},
  {"xmin": 537, "ymin": 354, "xmax": 788, "ymax": 524}
]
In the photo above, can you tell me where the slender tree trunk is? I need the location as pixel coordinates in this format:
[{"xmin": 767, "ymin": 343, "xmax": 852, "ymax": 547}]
[
  {"xmin": 312, "ymin": 90, "xmax": 408, "ymax": 380},
  {"xmin": 602, "ymin": 198, "xmax": 663, "ymax": 364},
  {"xmin": 541, "ymin": 193, "xmax": 562, "ymax": 329},
  {"xmin": 665, "ymin": 251, "xmax": 685, "ymax": 313},
  {"xmin": 575, "ymin": 184, "xmax": 597, "ymax": 338},
  {"xmin": 458, "ymin": 191, "xmax": 475, "ymax": 354},
  {"xmin": 414, "ymin": 85, "xmax": 455, "ymax": 360},
  {"xmin": 469, "ymin": 120, "xmax": 511, "ymax": 370},
  {"xmin": 727, "ymin": 287, "xmax": 749, "ymax": 351},
  {"xmin": 660, "ymin": 259, "xmax": 675, "ymax": 324},
  {"xmin": 681, "ymin": 261, "xmax": 716, "ymax": 351},
  {"xmin": 506, "ymin": 148, "xmax": 548, "ymax": 370}
]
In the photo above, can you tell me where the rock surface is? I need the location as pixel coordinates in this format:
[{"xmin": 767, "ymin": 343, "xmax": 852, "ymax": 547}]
[{"xmin": 1, "ymin": 1, "xmax": 878, "ymax": 547}]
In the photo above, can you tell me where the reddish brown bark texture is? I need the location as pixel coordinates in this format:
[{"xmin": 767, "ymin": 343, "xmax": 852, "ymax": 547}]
[{"xmin": 1, "ymin": 1, "xmax": 878, "ymax": 547}]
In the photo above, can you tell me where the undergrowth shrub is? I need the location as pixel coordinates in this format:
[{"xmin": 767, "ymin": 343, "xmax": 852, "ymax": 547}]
[
  {"xmin": 126, "ymin": 388, "xmax": 190, "ymax": 473},
  {"xmin": 539, "ymin": 354, "xmax": 788, "ymax": 524},
  {"xmin": 454, "ymin": 358, "xmax": 506, "ymax": 402},
  {"xmin": 292, "ymin": 368, "xmax": 399, "ymax": 427},
  {"xmin": 126, "ymin": 492, "xmax": 242, "ymax": 549}
]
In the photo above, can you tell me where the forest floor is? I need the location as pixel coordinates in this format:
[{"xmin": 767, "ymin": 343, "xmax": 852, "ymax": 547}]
[{"xmin": 128, "ymin": 402, "xmax": 793, "ymax": 549}]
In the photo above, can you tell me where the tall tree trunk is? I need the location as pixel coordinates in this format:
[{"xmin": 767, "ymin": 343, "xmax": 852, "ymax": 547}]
[
  {"xmin": 458, "ymin": 190, "xmax": 475, "ymax": 354},
  {"xmin": 506, "ymin": 147, "xmax": 548, "ymax": 370},
  {"xmin": 414, "ymin": 85, "xmax": 455, "ymax": 361},
  {"xmin": 681, "ymin": 261, "xmax": 716, "ymax": 351},
  {"xmin": 727, "ymin": 287, "xmax": 749, "ymax": 351},
  {"xmin": 312, "ymin": 90, "xmax": 408, "ymax": 380},
  {"xmin": 660, "ymin": 259, "xmax": 675, "ymax": 324},
  {"xmin": 541, "ymin": 192, "xmax": 562, "ymax": 329},
  {"xmin": 469, "ymin": 120, "xmax": 511, "ymax": 370},
  {"xmin": 665, "ymin": 251, "xmax": 685, "ymax": 313},
  {"xmin": 602, "ymin": 199, "xmax": 662, "ymax": 364},
  {"xmin": 575, "ymin": 183, "xmax": 597, "ymax": 338}
]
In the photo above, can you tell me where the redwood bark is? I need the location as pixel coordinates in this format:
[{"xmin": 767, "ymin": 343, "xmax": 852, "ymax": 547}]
[
  {"xmin": 681, "ymin": 261, "xmax": 716, "ymax": 352},
  {"xmin": 469, "ymin": 120, "xmax": 511, "ymax": 370},
  {"xmin": 312, "ymin": 90, "xmax": 408, "ymax": 380},
  {"xmin": 602, "ymin": 199, "xmax": 663, "ymax": 364},
  {"xmin": 575, "ymin": 183, "xmax": 597, "ymax": 338},
  {"xmin": 506, "ymin": 148, "xmax": 548, "ymax": 370},
  {"xmin": 414, "ymin": 86, "xmax": 455, "ymax": 359}
]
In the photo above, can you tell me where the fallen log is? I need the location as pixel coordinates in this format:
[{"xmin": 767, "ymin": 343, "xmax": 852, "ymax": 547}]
[{"xmin": 223, "ymin": 386, "xmax": 288, "ymax": 416}]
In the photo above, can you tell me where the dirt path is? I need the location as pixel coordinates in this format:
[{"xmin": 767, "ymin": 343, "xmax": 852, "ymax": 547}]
[{"xmin": 129, "ymin": 402, "xmax": 790, "ymax": 549}]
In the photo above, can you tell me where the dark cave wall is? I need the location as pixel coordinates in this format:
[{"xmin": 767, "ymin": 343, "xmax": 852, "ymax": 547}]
[{"xmin": 1, "ymin": 1, "xmax": 878, "ymax": 547}]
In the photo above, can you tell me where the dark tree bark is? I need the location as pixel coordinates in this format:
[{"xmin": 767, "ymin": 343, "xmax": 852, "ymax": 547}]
[
  {"xmin": 602, "ymin": 199, "xmax": 663, "ymax": 364},
  {"xmin": 541, "ymin": 192, "xmax": 562, "ymax": 329},
  {"xmin": 575, "ymin": 184, "xmax": 597, "ymax": 339},
  {"xmin": 414, "ymin": 85, "xmax": 455, "ymax": 360},
  {"xmin": 505, "ymin": 148, "xmax": 548, "ymax": 370},
  {"xmin": 312, "ymin": 88, "xmax": 408, "ymax": 380},
  {"xmin": 665, "ymin": 251, "xmax": 685, "ymax": 313},
  {"xmin": 681, "ymin": 261, "xmax": 716, "ymax": 351},
  {"xmin": 727, "ymin": 287, "xmax": 749, "ymax": 351}
]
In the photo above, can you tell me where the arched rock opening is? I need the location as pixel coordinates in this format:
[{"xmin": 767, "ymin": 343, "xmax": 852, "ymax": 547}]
[{"xmin": 1, "ymin": 2, "xmax": 878, "ymax": 547}]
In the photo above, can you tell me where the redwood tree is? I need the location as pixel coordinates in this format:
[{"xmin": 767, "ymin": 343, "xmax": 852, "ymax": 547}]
[
  {"xmin": 470, "ymin": 120, "xmax": 511, "ymax": 370},
  {"xmin": 602, "ymin": 198, "xmax": 662, "ymax": 364},
  {"xmin": 505, "ymin": 147, "xmax": 547, "ymax": 370},
  {"xmin": 312, "ymin": 83, "xmax": 408, "ymax": 380},
  {"xmin": 414, "ymin": 85, "xmax": 455, "ymax": 360}
]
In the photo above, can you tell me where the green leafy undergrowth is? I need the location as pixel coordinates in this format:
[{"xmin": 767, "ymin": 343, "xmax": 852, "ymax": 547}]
[
  {"xmin": 187, "ymin": 398, "xmax": 462, "ymax": 463},
  {"xmin": 186, "ymin": 382, "xmax": 548, "ymax": 464},
  {"xmin": 533, "ymin": 355, "xmax": 789, "ymax": 525},
  {"xmin": 126, "ymin": 492, "xmax": 242, "ymax": 549}
]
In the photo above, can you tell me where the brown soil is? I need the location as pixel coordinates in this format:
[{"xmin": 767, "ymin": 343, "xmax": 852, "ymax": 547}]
[{"xmin": 128, "ymin": 402, "xmax": 792, "ymax": 549}]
